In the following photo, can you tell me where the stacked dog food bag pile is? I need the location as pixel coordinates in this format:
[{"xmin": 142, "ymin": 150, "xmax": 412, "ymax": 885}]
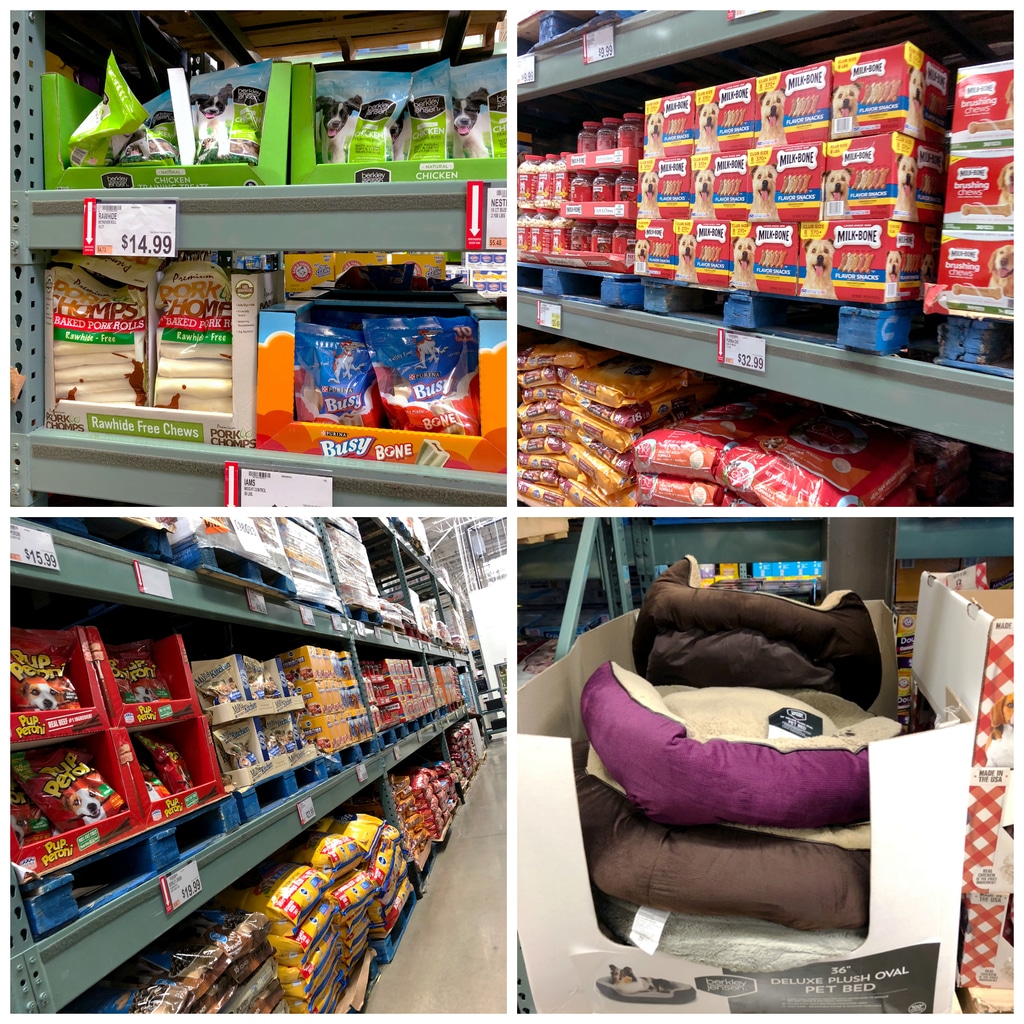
[
  {"xmin": 394, "ymin": 764, "xmax": 459, "ymax": 841},
  {"xmin": 444, "ymin": 722, "xmax": 482, "ymax": 786},
  {"xmin": 63, "ymin": 909, "xmax": 283, "ymax": 1012},
  {"xmin": 576, "ymin": 556, "xmax": 902, "ymax": 973},
  {"xmin": 320, "ymin": 517, "xmax": 382, "ymax": 618},
  {"xmin": 638, "ymin": 42, "xmax": 947, "ymax": 304},
  {"xmin": 926, "ymin": 59, "xmax": 1014, "ymax": 368},
  {"xmin": 518, "ymin": 110, "xmax": 642, "ymax": 266},
  {"xmin": 516, "ymin": 334, "xmax": 720, "ymax": 506},
  {"xmin": 386, "ymin": 774, "xmax": 435, "ymax": 863},
  {"xmin": 432, "ymin": 663, "xmax": 465, "ymax": 709}
]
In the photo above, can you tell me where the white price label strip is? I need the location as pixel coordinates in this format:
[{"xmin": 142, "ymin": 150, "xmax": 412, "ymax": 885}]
[
  {"xmin": 485, "ymin": 186, "xmax": 507, "ymax": 251},
  {"xmin": 159, "ymin": 859, "xmax": 202, "ymax": 914},
  {"xmin": 536, "ymin": 300, "xmax": 562, "ymax": 330},
  {"xmin": 10, "ymin": 524, "xmax": 60, "ymax": 572},
  {"xmin": 240, "ymin": 469, "xmax": 332, "ymax": 508},
  {"xmin": 300, "ymin": 605, "xmax": 316, "ymax": 627},
  {"xmin": 296, "ymin": 796, "xmax": 316, "ymax": 826},
  {"xmin": 231, "ymin": 517, "xmax": 268, "ymax": 557},
  {"xmin": 583, "ymin": 23, "xmax": 615, "ymax": 65},
  {"xmin": 717, "ymin": 328, "xmax": 766, "ymax": 373},
  {"xmin": 629, "ymin": 905, "xmax": 671, "ymax": 955},
  {"xmin": 393, "ymin": 744, "xmax": 402, "ymax": 762},
  {"xmin": 134, "ymin": 561, "xmax": 173, "ymax": 599},
  {"xmin": 517, "ymin": 54, "xmax": 536, "ymax": 85},
  {"xmin": 355, "ymin": 762, "xmax": 368, "ymax": 783},
  {"xmin": 331, "ymin": 613, "xmax": 346, "ymax": 634},
  {"xmin": 84, "ymin": 199, "xmax": 178, "ymax": 258},
  {"xmin": 246, "ymin": 589, "xmax": 268, "ymax": 614}
]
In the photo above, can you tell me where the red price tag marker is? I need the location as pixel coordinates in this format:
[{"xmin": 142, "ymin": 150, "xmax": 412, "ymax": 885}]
[{"xmin": 465, "ymin": 181, "xmax": 484, "ymax": 251}]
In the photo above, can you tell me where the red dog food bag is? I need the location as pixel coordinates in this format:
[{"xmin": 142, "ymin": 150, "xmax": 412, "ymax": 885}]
[
  {"xmin": 11, "ymin": 779, "xmax": 55, "ymax": 847},
  {"xmin": 12, "ymin": 745, "xmax": 125, "ymax": 833},
  {"xmin": 362, "ymin": 316, "xmax": 480, "ymax": 435},
  {"xmin": 11, "ymin": 628, "xmax": 82, "ymax": 713},
  {"xmin": 136, "ymin": 734, "xmax": 194, "ymax": 794},
  {"xmin": 638, "ymin": 473, "xmax": 725, "ymax": 507},
  {"xmin": 106, "ymin": 639, "xmax": 172, "ymax": 704},
  {"xmin": 949, "ymin": 60, "xmax": 1014, "ymax": 150},
  {"xmin": 831, "ymin": 43, "xmax": 949, "ymax": 142},
  {"xmin": 756, "ymin": 63, "xmax": 832, "ymax": 147}
]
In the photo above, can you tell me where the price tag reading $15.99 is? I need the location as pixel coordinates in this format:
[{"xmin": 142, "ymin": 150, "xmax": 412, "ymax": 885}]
[
  {"xmin": 84, "ymin": 199, "xmax": 178, "ymax": 258},
  {"xmin": 10, "ymin": 524, "xmax": 60, "ymax": 572}
]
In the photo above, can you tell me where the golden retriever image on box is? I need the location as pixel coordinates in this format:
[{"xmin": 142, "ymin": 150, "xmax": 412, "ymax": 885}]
[
  {"xmin": 750, "ymin": 162, "xmax": 779, "ymax": 220},
  {"xmin": 962, "ymin": 161, "xmax": 1014, "ymax": 218},
  {"xmin": 822, "ymin": 167, "xmax": 852, "ymax": 215},
  {"xmin": 676, "ymin": 233, "xmax": 698, "ymax": 283},
  {"xmin": 692, "ymin": 167, "xmax": 715, "ymax": 218},
  {"xmin": 732, "ymin": 236, "xmax": 757, "ymax": 289},
  {"xmin": 639, "ymin": 170, "xmax": 661, "ymax": 218},
  {"xmin": 801, "ymin": 237, "xmax": 837, "ymax": 298},
  {"xmin": 696, "ymin": 101, "xmax": 720, "ymax": 152},
  {"xmin": 906, "ymin": 66, "xmax": 926, "ymax": 136},
  {"xmin": 952, "ymin": 243, "xmax": 1014, "ymax": 301},
  {"xmin": 894, "ymin": 153, "xmax": 919, "ymax": 221},
  {"xmin": 646, "ymin": 110, "xmax": 665, "ymax": 158},
  {"xmin": 831, "ymin": 82, "xmax": 860, "ymax": 133},
  {"xmin": 757, "ymin": 89, "xmax": 787, "ymax": 146},
  {"xmin": 885, "ymin": 251, "xmax": 903, "ymax": 293},
  {"xmin": 634, "ymin": 238, "xmax": 650, "ymax": 266}
]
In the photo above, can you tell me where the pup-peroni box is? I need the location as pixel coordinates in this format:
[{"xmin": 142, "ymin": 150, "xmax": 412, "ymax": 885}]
[
  {"xmin": 823, "ymin": 133, "xmax": 946, "ymax": 224},
  {"xmin": 749, "ymin": 143, "xmax": 826, "ymax": 222},
  {"xmin": 949, "ymin": 60, "xmax": 1014, "ymax": 151},
  {"xmin": 644, "ymin": 92, "xmax": 696, "ymax": 158},
  {"xmin": 730, "ymin": 221, "xmax": 801, "ymax": 296},
  {"xmin": 637, "ymin": 156, "xmax": 692, "ymax": 219},
  {"xmin": 755, "ymin": 62, "xmax": 832, "ymax": 147},
  {"xmin": 799, "ymin": 220, "xmax": 934, "ymax": 303},
  {"xmin": 675, "ymin": 219, "xmax": 731, "ymax": 288},
  {"xmin": 831, "ymin": 43, "xmax": 949, "ymax": 142}
]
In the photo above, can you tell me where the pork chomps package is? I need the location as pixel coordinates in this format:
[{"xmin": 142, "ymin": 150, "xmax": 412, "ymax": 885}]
[
  {"xmin": 406, "ymin": 59, "xmax": 451, "ymax": 161},
  {"xmin": 362, "ymin": 316, "xmax": 480, "ymax": 434},
  {"xmin": 450, "ymin": 57, "xmax": 507, "ymax": 159},
  {"xmin": 47, "ymin": 253, "xmax": 161, "ymax": 408},
  {"xmin": 11, "ymin": 628, "xmax": 82, "ymax": 712},
  {"xmin": 191, "ymin": 61, "xmax": 273, "ymax": 165},
  {"xmin": 118, "ymin": 90, "xmax": 179, "ymax": 166},
  {"xmin": 66, "ymin": 51, "xmax": 148, "ymax": 168},
  {"xmin": 293, "ymin": 323, "xmax": 384, "ymax": 427},
  {"xmin": 154, "ymin": 261, "xmax": 233, "ymax": 414},
  {"xmin": 830, "ymin": 42, "xmax": 949, "ymax": 142},
  {"xmin": 755, "ymin": 63, "xmax": 832, "ymax": 147},
  {"xmin": 314, "ymin": 70, "xmax": 410, "ymax": 164}
]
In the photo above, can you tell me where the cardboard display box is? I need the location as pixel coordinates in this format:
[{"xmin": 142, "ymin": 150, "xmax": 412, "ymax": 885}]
[
  {"xmin": 289, "ymin": 63, "xmax": 504, "ymax": 186},
  {"xmin": 42, "ymin": 62, "xmax": 292, "ymax": 189},
  {"xmin": 645, "ymin": 92, "xmax": 696, "ymax": 159},
  {"xmin": 637, "ymin": 155, "xmax": 692, "ymax": 220},
  {"xmin": 941, "ymin": 151, "xmax": 1014, "ymax": 235},
  {"xmin": 675, "ymin": 219, "xmax": 731, "ymax": 288},
  {"xmin": 519, "ymin": 603, "xmax": 974, "ymax": 1014},
  {"xmin": 256, "ymin": 293, "xmax": 506, "ymax": 474},
  {"xmin": 931, "ymin": 229, "xmax": 1014, "ymax": 321},
  {"xmin": 755, "ymin": 63, "xmax": 832, "ymax": 147},
  {"xmin": 730, "ymin": 220, "xmax": 801, "ymax": 296},
  {"xmin": 749, "ymin": 143, "xmax": 826, "ymax": 223},
  {"xmin": 949, "ymin": 60, "xmax": 1015, "ymax": 152},
  {"xmin": 44, "ymin": 268, "xmax": 264, "ymax": 449}
]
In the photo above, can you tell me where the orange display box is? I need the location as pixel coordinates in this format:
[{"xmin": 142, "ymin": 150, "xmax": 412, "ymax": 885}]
[{"xmin": 256, "ymin": 294, "xmax": 506, "ymax": 473}]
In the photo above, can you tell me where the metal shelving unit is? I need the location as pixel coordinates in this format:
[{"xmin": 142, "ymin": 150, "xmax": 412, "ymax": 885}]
[
  {"xmin": 518, "ymin": 9, "xmax": 1015, "ymax": 455},
  {"xmin": 10, "ymin": 10, "xmax": 508, "ymax": 506},
  {"xmin": 10, "ymin": 517, "xmax": 472, "ymax": 1011}
]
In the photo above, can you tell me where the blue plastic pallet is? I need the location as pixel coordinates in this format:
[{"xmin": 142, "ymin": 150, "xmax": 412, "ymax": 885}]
[
  {"xmin": 27, "ymin": 518, "xmax": 175, "ymax": 563},
  {"xmin": 323, "ymin": 738, "xmax": 379, "ymax": 775},
  {"xmin": 348, "ymin": 607, "xmax": 384, "ymax": 625},
  {"xmin": 20, "ymin": 795, "xmax": 238, "ymax": 940},
  {"xmin": 520, "ymin": 262, "xmax": 644, "ymax": 309},
  {"xmin": 368, "ymin": 890, "xmax": 418, "ymax": 964},
  {"xmin": 232, "ymin": 756, "xmax": 329, "ymax": 823},
  {"xmin": 170, "ymin": 537, "xmax": 298, "ymax": 600}
]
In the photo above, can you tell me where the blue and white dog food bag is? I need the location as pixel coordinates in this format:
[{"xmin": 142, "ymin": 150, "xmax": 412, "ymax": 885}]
[{"xmin": 294, "ymin": 322, "xmax": 384, "ymax": 428}]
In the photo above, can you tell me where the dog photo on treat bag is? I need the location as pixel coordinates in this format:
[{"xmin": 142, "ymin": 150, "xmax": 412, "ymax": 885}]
[
  {"xmin": 450, "ymin": 58, "xmax": 506, "ymax": 159},
  {"xmin": 315, "ymin": 69, "xmax": 410, "ymax": 164},
  {"xmin": 191, "ymin": 61, "xmax": 272, "ymax": 165},
  {"xmin": 362, "ymin": 316, "xmax": 480, "ymax": 434},
  {"xmin": 11, "ymin": 628, "xmax": 82, "ymax": 712}
]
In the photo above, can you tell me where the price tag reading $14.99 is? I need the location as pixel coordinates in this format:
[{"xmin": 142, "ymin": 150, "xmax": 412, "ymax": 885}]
[{"xmin": 85, "ymin": 200, "xmax": 178, "ymax": 258}]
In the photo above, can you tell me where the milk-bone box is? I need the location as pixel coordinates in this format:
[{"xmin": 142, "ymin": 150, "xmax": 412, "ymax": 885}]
[{"xmin": 754, "ymin": 62, "xmax": 833, "ymax": 147}]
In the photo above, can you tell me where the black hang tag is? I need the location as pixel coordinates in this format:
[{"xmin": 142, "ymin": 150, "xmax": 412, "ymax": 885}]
[{"xmin": 767, "ymin": 707, "xmax": 824, "ymax": 739}]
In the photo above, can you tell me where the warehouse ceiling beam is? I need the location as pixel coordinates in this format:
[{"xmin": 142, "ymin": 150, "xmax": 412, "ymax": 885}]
[
  {"xmin": 923, "ymin": 12, "xmax": 998, "ymax": 65},
  {"xmin": 191, "ymin": 11, "xmax": 261, "ymax": 66},
  {"xmin": 122, "ymin": 11, "xmax": 160, "ymax": 95},
  {"xmin": 442, "ymin": 10, "xmax": 472, "ymax": 64}
]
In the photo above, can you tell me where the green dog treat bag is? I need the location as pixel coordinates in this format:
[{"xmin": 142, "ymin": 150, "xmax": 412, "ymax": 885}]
[
  {"xmin": 66, "ymin": 52, "xmax": 148, "ymax": 167},
  {"xmin": 407, "ymin": 60, "xmax": 451, "ymax": 161}
]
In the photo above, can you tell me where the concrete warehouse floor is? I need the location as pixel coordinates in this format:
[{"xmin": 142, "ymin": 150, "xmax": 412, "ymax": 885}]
[{"xmin": 365, "ymin": 733, "xmax": 507, "ymax": 1012}]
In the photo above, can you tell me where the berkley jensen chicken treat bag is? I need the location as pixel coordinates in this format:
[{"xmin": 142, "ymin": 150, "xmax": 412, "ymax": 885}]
[
  {"xmin": 11, "ymin": 627, "xmax": 82, "ymax": 712},
  {"xmin": 191, "ymin": 61, "xmax": 272, "ymax": 165},
  {"xmin": 315, "ymin": 70, "xmax": 410, "ymax": 164},
  {"xmin": 66, "ymin": 52, "xmax": 148, "ymax": 167},
  {"xmin": 450, "ymin": 57, "xmax": 507, "ymax": 158},
  {"xmin": 362, "ymin": 316, "xmax": 480, "ymax": 434},
  {"xmin": 406, "ymin": 59, "xmax": 451, "ymax": 161},
  {"xmin": 293, "ymin": 323, "xmax": 384, "ymax": 427},
  {"xmin": 119, "ymin": 89, "xmax": 179, "ymax": 166},
  {"xmin": 12, "ymin": 745, "xmax": 125, "ymax": 833}
]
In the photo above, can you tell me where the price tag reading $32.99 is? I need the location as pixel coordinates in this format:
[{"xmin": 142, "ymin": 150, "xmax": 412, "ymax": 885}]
[{"xmin": 717, "ymin": 328, "xmax": 766, "ymax": 373}]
